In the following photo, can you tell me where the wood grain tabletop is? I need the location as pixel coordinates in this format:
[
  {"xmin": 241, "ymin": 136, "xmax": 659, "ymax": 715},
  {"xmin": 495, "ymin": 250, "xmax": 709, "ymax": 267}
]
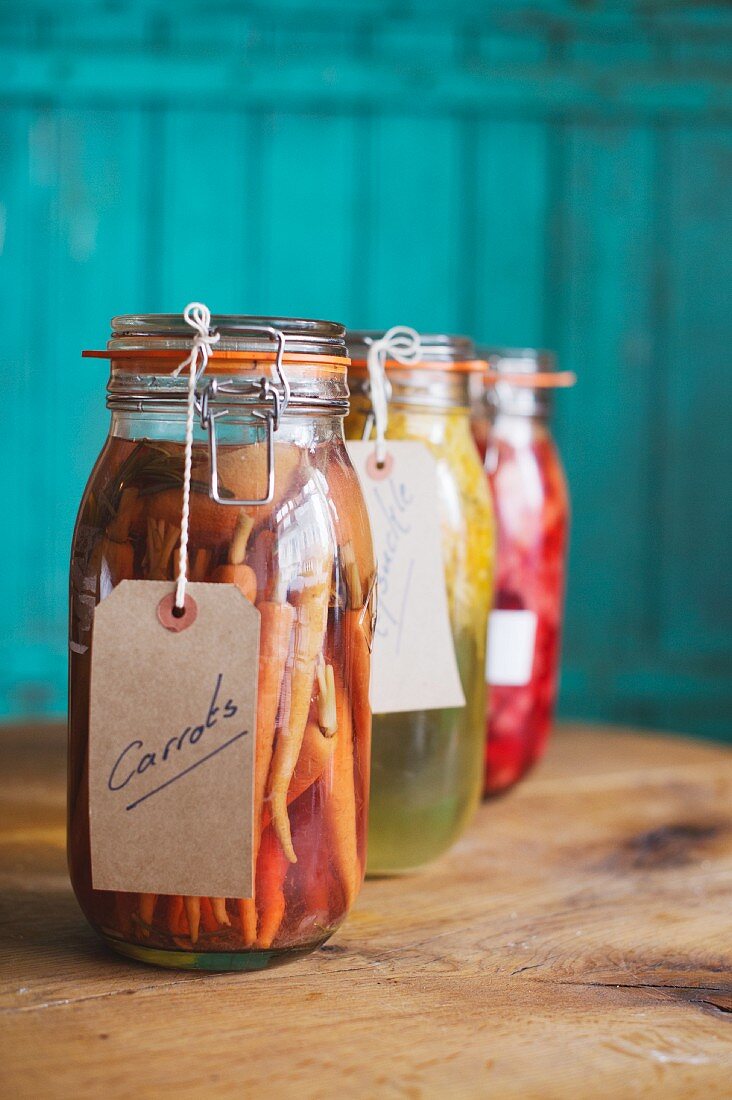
[{"xmin": 1, "ymin": 722, "xmax": 731, "ymax": 1099}]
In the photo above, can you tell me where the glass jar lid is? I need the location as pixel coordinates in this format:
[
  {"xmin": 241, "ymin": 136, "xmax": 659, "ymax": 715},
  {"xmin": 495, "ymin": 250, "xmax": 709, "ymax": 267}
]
[
  {"xmin": 479, "ymin": 346, "xmax": 575, "ymax": 417},
  {"xmin": 483, "ymin": 347, "xmax": 556, "ymax": 375},
  {"xmin": 347, "ymin": 331, "xmax": 479, "ymax": 371},
  {"xmin": 108, "ymin": 314, "xmax": 347, "ymax": 361},
  {"xmin": 346, "ymin": 330, "xmax": 480, "ymax": 412},
  {"xmin": 84, "ymin": 314, "xmax": 350, "ymax": 415}
]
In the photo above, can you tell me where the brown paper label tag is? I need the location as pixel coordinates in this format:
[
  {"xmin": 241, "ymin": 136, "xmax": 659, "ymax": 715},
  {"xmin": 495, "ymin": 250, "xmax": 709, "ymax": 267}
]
[
  {"xmin": 346, "ymin": 441, "xmax": 466, "ymax": 714},
  {"xmin": 89, "ymin": 580, "xmax": 260, "ymax": 898}
]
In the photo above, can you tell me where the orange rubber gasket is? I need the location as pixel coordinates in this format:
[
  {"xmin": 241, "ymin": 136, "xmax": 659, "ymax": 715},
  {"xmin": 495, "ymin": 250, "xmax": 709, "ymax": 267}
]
[
  {"xmin": 83, "ymin": 348, "xmax": 349, "ymax": 376},
  {"xmin": 484, "ymin": 370, "xmax": 577, "ymax": 388},
  {"xmin": 349, "ymin": 357, "xmax": 486, "ymax": 374}
]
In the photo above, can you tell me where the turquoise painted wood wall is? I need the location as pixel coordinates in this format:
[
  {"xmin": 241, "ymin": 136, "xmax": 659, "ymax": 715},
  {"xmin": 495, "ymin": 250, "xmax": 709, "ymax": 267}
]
[{"xmin": 1, "ymin": 1, "xmax": 731, "ymax": 737}]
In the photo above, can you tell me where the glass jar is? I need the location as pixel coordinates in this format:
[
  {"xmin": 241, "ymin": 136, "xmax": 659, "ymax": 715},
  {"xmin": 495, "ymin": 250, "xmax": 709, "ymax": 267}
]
[
  {"xmin": 345, "ymin": 333, "xmax": 495, "ymax": 873},
  {"xmin": 69, "ymin": 315, "xmax": 375, "ymax": 970},
  {"xmin": 474, "ymin": 349, "xmax": 571, "ymax": 796}
]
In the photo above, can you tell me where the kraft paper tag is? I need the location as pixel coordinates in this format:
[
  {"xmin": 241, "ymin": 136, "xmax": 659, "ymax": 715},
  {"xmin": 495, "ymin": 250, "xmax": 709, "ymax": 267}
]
[
  {"xmin": 347, "ymin": 441, "xmax": 466, "ymax": 714},
  {"xmin": 487, "ymin": 609, "xmax": 538, "ymax": 687},
  {"xmin": 89, "ymin": 581, "xmax": 260, "ymax": 898}
]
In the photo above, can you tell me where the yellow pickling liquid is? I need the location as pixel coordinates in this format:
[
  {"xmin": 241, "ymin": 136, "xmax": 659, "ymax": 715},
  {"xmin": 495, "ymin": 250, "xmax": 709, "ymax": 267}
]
[{"xmin": 347, "ymin": 398, "xmax": 495, "ymax": 873}]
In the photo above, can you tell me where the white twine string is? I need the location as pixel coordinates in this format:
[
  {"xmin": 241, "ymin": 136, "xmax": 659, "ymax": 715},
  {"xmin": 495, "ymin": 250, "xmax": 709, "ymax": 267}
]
[
  {"xmin": 171, "ymin": 302, "xmax": 220, "ymax": 610},
  {"xmin": 366, "ymin": 326, "xmax": 421, "ymax": 465}
]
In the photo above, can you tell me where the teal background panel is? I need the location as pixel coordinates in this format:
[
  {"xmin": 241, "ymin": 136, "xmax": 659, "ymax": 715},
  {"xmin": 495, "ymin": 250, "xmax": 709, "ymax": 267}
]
[
  {"xmin": 0, "ymin": 0, "xmax": 730, "ymax": 738},
  {"xmin": 472, "ymin": 118, "xmax": 550, "ymax": 346}
]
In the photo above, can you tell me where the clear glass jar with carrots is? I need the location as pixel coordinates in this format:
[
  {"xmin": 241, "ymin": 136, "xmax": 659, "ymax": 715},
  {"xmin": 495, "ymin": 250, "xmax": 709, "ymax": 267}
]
[
  {"xmin": 346, "ymin": 333, "xmax": 495, "ymax": 873},
  {"xmin": 68, "ymin": 315, "xmax": 375, "ymax": 970}
]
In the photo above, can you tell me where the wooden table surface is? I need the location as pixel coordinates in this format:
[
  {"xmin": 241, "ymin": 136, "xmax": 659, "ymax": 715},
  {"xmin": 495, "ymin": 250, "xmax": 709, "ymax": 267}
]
[{"xmin": 1, "ymin": 722, "xmax": 732, "ymax": 1099}]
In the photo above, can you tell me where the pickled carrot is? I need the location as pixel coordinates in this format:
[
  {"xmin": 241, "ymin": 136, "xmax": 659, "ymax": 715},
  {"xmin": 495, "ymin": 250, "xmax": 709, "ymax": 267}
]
[
  {"xmin": 238, "ymin": 898, "xmax": 257, "ymax": 947},
  {"xmin": 143, "ymin": 486, "xmax": 239, "ymax": 547},
  {"xmin": 144, "ymin": 517, "xmax": 180, "ymax": 579},
  {"xmin": 316, "ymin": 657, "xmax": 338, "ymax": 736},
  {"xmin": 167, "ymin": 894, "xmax": 185, "ymax": 936},
  {"xmin": 238, "ymin": 594, "xmax": 296, "ymax": 945},
  {"xmin": 211, "ymin": 562, "xmax": 257, "ymax": 602},
  {"xmin": 190, "ymin": 547, "xmax": 212, "ymax": 582},
  {"xmin": 210, "ymin": 897, "xmax": 231, "ymax": 926},
  {"xmin": 260, "ymin": 719, "xmax": 336, "ymax": 832},
  {"xmin": 184, "ymin": 896, "xmax": 201, "ymax": 944},
  {"xmin": 269, "ymin": 574, "xmax": 331, "ymax": 863},
  {"xmin": 254, "ymin": 826, "xmax": 289, "ymax": 950},
  {"xmin": 248, "ymin": 529, "xmax": 277, "ymax": 602},
  {"xmin": 199, "ymin": 897, "xmax": 219, "ymax": 934},
  {"xmin": 345, "ymin": 607, "xmax": 371, "ymax": 793},
  {"xmin": 212, "ymin": 513, "xmax": 257, "ymax": 600},
  {"xmin": 106, "ymin": 487, "xmax": 140, "ymax": 543},
  {"xmin": 101, "ymin": 486, "xmax": 139, "ymax": 583},
  {"xmin": 138, "ymin": 893, "xmax": 156, "ymax": 926},
  {"xmin": 325, "ymin": 676, "xmax": 359, "ymax": 908},
  {"xmin": 324, "ymin": 456, "xmax": 374, "ymax": 602}
]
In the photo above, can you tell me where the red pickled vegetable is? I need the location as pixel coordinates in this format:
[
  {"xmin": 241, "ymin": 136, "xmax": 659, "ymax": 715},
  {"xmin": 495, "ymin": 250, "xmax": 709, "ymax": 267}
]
[{"xmin": 482, "ymin": 427, "xmax": 569, "ymax": 795}]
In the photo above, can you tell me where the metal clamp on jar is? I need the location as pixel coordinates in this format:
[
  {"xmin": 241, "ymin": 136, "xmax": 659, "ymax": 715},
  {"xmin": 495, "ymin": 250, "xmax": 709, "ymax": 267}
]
[{"xmin": 69, "ymin": 315, "xmax": 376, "ymax": 970}]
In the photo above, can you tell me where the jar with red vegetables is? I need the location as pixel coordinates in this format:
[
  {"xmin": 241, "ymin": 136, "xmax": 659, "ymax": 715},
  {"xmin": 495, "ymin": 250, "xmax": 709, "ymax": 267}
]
[
  {"xmin": 68, "ymin": 315, "xmax": 375, "ymax": 970},
  {"xmin": 472, "ymin": 349, "xmax": 574, "ymax": 796}
]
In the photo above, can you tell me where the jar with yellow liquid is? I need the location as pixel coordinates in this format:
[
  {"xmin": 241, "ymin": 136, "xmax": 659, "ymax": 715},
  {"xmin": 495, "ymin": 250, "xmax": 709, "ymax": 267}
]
[{"xmin": 346, "ymin": 332, "xmax": 495, "ymax": 873}]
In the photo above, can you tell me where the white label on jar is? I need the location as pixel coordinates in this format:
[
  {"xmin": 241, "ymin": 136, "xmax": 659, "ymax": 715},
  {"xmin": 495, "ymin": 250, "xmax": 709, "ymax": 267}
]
[
  {"xmin": 487, "ymin": 610, "xmax": 538, "ymax": 687},
  {"xmin": 347, "ymin": 441, "xmax": 466, "ymax": 714}
]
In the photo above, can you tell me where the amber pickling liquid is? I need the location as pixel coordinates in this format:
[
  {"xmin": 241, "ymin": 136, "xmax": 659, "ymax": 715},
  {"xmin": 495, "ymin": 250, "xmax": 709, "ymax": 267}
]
[{"xmin": 68, "ymin": 430, "xmax": 374, "ymax": 969}]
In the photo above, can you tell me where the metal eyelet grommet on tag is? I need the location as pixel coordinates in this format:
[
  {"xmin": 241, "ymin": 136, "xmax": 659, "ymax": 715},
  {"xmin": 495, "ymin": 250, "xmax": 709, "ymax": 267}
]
[
  {"xmin": 157, "ymin": 592, "xmax": 198, "ymax": 632},
  {"xmin": 366, "ymin": 451, "xmax": 394, "ymax": 480}
]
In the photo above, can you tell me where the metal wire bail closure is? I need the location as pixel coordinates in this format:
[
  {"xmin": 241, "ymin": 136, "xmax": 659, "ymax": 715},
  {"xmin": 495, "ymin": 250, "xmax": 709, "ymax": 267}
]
[{"xmin": 197, "ymin": 325, "xmax": 290, "ymax": 507}]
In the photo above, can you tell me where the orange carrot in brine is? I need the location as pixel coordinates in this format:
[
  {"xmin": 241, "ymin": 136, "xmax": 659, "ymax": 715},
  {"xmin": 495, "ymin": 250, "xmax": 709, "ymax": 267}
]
[
  {"xmin": 143, "ymin": 485, "xmax": 240, "ymax": 548},
  {"xmin": 184, "ymin": 896, "xmax": 201, "ymax": 944},
  {"xmin": 210, "ymin": 897, "xmax": 231, "ymax": 927},
  {"xmin": 260, "ymin": 718, "xmax": 336, "ymax": 833},
  {"xmin": 190, "ymin": 547, "xmax": 212, "ymax": 582},
  {"xmin": 199, "ymin": 897, "xmax": 219, "ymax": 934},
  {"xmin": 316, "ymin": 656, "xmax": 338, "ymax": 736},
  {"xmin": 102, "ymin": 487, "xmax": 139, "ymax": 584},
  {"xmin": 213, "ymin": 562, "xmax": 257, "ymax": 601},
  {"xmin": 326, "ymin": 457, "xmax": 374, "ymax": 601},
  {"xmin": 167, "ymin": 895, "xmax": 186, "ymax": 936},
  {"xmin": 325, "ymin": 675, "xmax": 360, "ymax": 909},
  {"xmin": 212, "ymin": 513, "xmax": 257, "ymax": 601},
  {"xmin": 345, "ymin": 604, "xmax": 373, "ymax": 802},
  {"xmin": 248, "ymin": 528, "xmax": 277, "ymax": 602},
  {"xmin": 269, "ymin": 565, "xmax": 331, "ymax": 863},
  {"xmin": 237, "ymin": 584, "xmax": 296, "ymax": 945},
  {"xmin": 238, "ymin": 897, "xmax": 257, "ymax": 948},
  {"xmin": 138, "ymin": 893, "xmax": 156, "ymax": 927},
  {"xmin": 144, "ymin": 517, "xmax": 180, "ymax": 580},
  {"xmin": 255, "ymin": 826, "xmax": 289, "ymax": 950}
]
